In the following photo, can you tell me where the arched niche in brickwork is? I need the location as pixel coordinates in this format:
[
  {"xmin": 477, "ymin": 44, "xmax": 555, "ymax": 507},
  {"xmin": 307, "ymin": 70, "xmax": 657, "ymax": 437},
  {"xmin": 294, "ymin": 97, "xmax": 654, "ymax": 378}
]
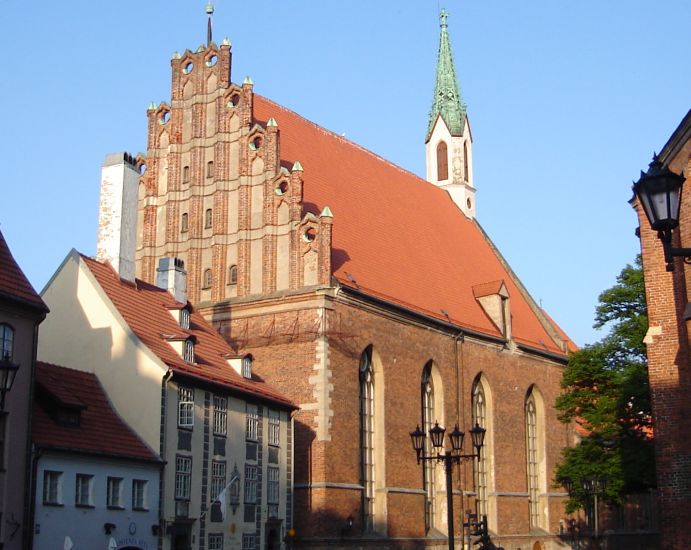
[
  {"xmin": 206, "ymin": 71, "xmax": 218, "ymax": 93},
  {"xmin": 472, "ymin": 372, "xmax": 497, "ymax": 531},
  {"xmin": 277, "ymin": 201, "xmax": 289, "ymax": 225},
  {"xmin": 302, "ymin": 249, "xmax": 318, "ymax": 286},
  {"xmin": 183, "ymin": 79, "xmax": 194, "ymax": 100},
  {"xmin": 251, "ymin": 156, "xmax": 264, "ymax": 176}
]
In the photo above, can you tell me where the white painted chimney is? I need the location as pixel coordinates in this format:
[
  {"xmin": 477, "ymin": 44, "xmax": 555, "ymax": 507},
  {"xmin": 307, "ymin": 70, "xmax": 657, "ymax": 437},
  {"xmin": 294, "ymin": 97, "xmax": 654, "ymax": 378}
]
[
  {"xmin": 156, "ymin": 257, "xmax": 188, "ymax": 304},
  {"xmin": 97, "ymin": 152, "xmax": 139, "ymax": 281}
]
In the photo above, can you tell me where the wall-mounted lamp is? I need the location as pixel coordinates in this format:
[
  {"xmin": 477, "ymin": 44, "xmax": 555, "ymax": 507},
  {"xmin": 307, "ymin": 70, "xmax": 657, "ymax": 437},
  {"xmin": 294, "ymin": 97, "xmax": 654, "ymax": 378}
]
[
  {"xmin": 103, "ymin": 523, "xmax": 116, "ymax": 535},
  {"xmin": 151, "ymin": 524, "xmax": 161, "ymax": 536},
  {"xmin": 633, "ymin": 154, "xmax": 687, "ymax": 271}
]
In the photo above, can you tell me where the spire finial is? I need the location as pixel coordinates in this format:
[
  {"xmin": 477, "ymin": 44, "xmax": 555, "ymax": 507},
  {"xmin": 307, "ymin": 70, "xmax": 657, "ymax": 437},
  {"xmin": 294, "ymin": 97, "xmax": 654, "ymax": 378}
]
[
  {"xmin": 427, "ymin": 8, "xmax": 467, "ymax": 141},
  {"xmin": 440, "ymin": 9, "xmax": 449, "ymax": 28},
  {"xmin": 206, "ymin": 2, "xmax": 214, "ymax": 46}
]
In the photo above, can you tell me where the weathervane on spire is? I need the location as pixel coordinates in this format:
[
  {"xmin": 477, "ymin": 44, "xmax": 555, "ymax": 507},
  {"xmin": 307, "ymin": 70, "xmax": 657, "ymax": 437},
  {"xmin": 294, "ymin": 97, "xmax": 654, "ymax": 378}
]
[{"xmin": 206, "ymin": 2, "xmax": 214, "ymax": 46}]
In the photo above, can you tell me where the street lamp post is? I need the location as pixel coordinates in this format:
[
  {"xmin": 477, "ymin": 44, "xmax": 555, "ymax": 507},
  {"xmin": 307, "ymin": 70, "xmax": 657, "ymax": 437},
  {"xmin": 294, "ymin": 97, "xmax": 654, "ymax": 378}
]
[
  {"xmin": 582, "ymin": 477, "xmax": 607, "ymax": 550},
  {"xmin": 410, "ymin": 422, "xmax": 485, "ymax": 550}
]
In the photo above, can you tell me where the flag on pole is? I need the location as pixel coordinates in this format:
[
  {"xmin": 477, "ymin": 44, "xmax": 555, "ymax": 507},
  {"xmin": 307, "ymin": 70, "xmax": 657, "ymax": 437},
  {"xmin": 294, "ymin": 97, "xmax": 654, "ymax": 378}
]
[{"xmin": 213, "ymin": 472, "xmax": 239, "ymax": 521}]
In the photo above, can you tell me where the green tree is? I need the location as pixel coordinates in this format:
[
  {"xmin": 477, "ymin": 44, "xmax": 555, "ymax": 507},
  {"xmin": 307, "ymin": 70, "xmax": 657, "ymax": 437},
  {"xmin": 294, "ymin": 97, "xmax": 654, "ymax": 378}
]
[{"xmin": 554, "ymin": 256, "xmax": 654, "ymax": 512}]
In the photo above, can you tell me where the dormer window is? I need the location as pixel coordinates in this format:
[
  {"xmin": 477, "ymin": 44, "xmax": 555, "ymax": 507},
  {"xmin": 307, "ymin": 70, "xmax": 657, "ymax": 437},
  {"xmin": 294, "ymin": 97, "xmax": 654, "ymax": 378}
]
[
  {"xmin": 242, "ymin": 356, "xmax": 252, "ymax": 379},
  {"xmin": 184, "ymin": 338, "xmax": 195, "ymax": 363},
  {"xmin": 180, "ymin": 308, "xmax": 190, "ymax": 330}
]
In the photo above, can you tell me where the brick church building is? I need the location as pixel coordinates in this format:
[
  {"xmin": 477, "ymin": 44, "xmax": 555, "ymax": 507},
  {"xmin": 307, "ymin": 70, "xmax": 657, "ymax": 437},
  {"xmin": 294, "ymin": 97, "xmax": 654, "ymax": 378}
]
[{"xmin": 118, "ymin": 8, "xmax": 574, "ymax": 549}]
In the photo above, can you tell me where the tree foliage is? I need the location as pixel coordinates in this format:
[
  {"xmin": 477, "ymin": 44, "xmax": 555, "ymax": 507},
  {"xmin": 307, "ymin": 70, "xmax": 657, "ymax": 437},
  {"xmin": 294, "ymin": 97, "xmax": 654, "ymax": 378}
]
[{"xmin": 555, "ymin": 256, "xmax": 654, "ymax": 512}]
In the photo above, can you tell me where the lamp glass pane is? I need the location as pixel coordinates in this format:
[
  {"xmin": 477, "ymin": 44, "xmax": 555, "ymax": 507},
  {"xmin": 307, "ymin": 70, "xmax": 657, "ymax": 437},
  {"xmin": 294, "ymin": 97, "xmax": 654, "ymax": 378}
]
[{"xmin": 429, "ymin": 423, "xmax": 445, "ymax": 449}]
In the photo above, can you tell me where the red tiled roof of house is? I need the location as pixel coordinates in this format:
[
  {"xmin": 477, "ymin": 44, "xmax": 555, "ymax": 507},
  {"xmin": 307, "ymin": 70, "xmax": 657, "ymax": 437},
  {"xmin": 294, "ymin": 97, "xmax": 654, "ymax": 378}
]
[
  {"xmin": 81, "ymin": 256, "xmax": 296, "ymax": 409},
  {"xmin": 472, "ymin": 280, "xmax": 506, "ymax": 299},
  {"xmin": 541, "ymin": 309, "xmax": 578, "ymax": 353},
  {"xmin": 32, "ymin": 362, "xmax": 158, "ymax": 462},
  {"xmin": 0, "ymin": 229, "xmax": 47, "ymax": 311},
  {"xmin": 254, "ymin": 95, "xmax": 568, "ymax": 355}
]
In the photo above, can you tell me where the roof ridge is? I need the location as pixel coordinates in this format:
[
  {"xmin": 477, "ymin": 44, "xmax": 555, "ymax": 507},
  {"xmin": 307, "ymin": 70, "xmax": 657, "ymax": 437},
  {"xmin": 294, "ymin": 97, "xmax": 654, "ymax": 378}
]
[{"xmin": 255, "ymin": 94, "xmax": 432, "ymax": 187}]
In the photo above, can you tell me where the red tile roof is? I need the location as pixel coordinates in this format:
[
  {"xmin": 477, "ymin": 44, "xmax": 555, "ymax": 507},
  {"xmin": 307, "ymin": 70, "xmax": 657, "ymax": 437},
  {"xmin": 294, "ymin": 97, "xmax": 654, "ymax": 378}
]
[
  {"xmin": 253, "ymin": 96, "xmax": 568, "ymax": 355},
  {"xmin": 0, "ymin": 229, "xmax": 47, "ymax": 311},
  {"xmin": 81, "ymin": 256, "xmax": 296, "ymax": 409},
  {"xmin": 32, "ymin": 362, "xmax": 158, "ymax": 462}
]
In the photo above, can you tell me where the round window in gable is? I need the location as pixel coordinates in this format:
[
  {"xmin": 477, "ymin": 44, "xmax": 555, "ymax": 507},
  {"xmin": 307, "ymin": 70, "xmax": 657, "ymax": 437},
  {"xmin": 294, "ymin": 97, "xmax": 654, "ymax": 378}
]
[
  {"xmin": 466, "ymin": 198, "xmax": 472, "ymax": 210},
  {"xmin": 275, "ymin": 181, "xmax": 289, "ymax": 196},
  {"xmin": 138, "ymin": 163, "xmax": 147, "ymax": 175},
  {"xmin": 206, "ymin": 54, "xmax": 218, "ymax": 67},
  {"xmin": 252, "ymin": 136, "xmax": 263, "ymax": 150},
  {"xmin": 159, "ymin": 110, "xmax": 171, "ymax": 125},
  {"xmin": 183, "ymin": 61, "xmax": 194, "ymax": 74},
  {"xmin": 302, "ymin": 228, "xmax": 317, "ymax": 242},
  {"xmin": 227, "ymin": 94, "xmax": 241, "ymax": 108}
]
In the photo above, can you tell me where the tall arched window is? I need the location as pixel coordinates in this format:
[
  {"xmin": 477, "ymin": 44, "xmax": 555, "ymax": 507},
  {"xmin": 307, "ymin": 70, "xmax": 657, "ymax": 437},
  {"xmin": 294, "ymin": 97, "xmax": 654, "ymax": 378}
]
[
  {"xmin": 0, "ymin": 324, "xmax": 14, "ymax": 361},
  {"xmin": 463, "ymin": 141, "xmax": 469, "ymax": 181},
  {"xmin": 421, "ymin": 362, "xmax": 437, "ymax": 531},
  {"xmin": 228, "ymin": 265, "xmax": 238, "ymax": 285},
  {"xmin": 181, "ymin": 213, "xmax": 189, "ymax": 233},
  {"xmin": 359, "ymin": 347, "xmax": 375, "ymax": 532},
  {"xmin": 472, "ymin": 378, "xmax": 488, "ymax": 518},
  {"xmin": 436, "ymin": 141, "xmax": 448, "ymax": 181},
  {"xmin": 205, "ymin": 208, "xmax": 213, "ymax": 229},
  {"xmin": 526, "ymin": 390, "xmax": 540, "ymax": 529}
]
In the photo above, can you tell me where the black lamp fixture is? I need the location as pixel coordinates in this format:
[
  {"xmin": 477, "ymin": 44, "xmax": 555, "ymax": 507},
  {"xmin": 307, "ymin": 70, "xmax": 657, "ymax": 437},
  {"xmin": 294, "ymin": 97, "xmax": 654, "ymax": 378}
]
[
  {"xmin": 633, "ymin": 154, "xmax": 688, "ymax": 271},
  {"xmin": 409, "ymin": 421, "xmax": 486, "ymax": 550},
  {"xmin": 0, "ymin": 357, "xmax": 19, "ymax": 411}
]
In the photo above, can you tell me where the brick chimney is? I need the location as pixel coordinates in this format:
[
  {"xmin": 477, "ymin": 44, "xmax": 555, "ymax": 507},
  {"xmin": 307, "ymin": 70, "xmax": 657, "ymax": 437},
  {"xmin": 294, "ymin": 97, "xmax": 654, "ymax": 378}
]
[
  {"xmin": 156, "ymin": 257, "xmax": 188, "ymax": 304},
  {"xmin": 96, "ymin": 152, "xmax": 139, "ymax": 281}
]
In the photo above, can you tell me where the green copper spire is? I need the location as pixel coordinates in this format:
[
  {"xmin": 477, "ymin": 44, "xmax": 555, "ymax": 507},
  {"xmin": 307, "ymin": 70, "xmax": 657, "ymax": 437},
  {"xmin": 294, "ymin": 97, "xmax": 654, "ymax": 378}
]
[{"xmin": 427, "ymin": 9, "xmax": 467, "ymax": 140}]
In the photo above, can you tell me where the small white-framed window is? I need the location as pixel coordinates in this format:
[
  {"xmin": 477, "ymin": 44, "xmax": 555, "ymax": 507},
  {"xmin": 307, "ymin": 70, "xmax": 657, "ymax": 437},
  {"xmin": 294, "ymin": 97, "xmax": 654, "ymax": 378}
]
[
  {"xmin": 132, "ymin": 479, "xmax": 148, "ymax": 510},
  {"xmin": 242, "ymin": 356, "xmax": 252, "ymax": 379},
  {"xmin": 244, "ymin": 464, "xmax": 258, "ymax": 503},
  {"xmin": 178, "ymin": 386, "xmax": 194, "ymax": 427},
  {"xmin": 43, "ymin": 471, "xmax": 63, "ymax": 505},
  {"xmin": 246, "ymin": 404, "xmax": 258, "ymax": 441},
  {"xmin": 75, "ymin": 474, "xmax": 93, "ymax": 507},
  {"xmin": 175, "ymin": 456, "xmax": 192, "ymax": 500},
  {"xmin": 107, "ymin": 477, "xmax": 123, "ymax": 508},
  {"xmin": 228, "ymin": 265, "xmax": 238, "ymax": 285},
  {"xmin": 209, "ymin": 534, "xmax": 223, "ymax": 550},
  {"xmin": 242, "ymin": 533, "xmax": 256, "ymax": 550},
  {"xmin": 0, "ymin": 324, "xmax": 13, "ymax": 361},
  {"xmin": 203, "ymin": 269, "xmax": 213, "ymax": 289},
  {"xmin": 213, "ymin": 395, "xmax": 227, "ymax": 435},
  {"xmin": 211, "ymin": 461, "xmax": 226, "ymax": 501},
  {"xmin": 268, "ymin": 410, "xmax": 280, "ymax": 446},
  {"xmin": 267, "ymin": 466, "xmax": 279, "ymax": 518}
]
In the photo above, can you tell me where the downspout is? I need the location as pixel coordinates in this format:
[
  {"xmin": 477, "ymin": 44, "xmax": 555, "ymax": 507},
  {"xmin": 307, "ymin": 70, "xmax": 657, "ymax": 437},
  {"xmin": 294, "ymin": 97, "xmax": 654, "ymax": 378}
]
[
  {"xmin": 159, "ymin": 369, "xmax": 173, "ymax": 550},
  {"xmin": 24, "ymin": 318, "xmax": 44, "ymax": 550},
  {"xmin": 26, "ymin": 445, "xmax": 43, "ymax": 550}
]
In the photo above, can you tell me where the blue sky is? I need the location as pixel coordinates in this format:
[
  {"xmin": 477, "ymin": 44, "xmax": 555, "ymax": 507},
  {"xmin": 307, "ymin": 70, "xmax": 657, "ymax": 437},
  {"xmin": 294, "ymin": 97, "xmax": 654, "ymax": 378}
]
[{"xmin": 1, "ymin": 1, "xmax": 689, "ymax": 346}]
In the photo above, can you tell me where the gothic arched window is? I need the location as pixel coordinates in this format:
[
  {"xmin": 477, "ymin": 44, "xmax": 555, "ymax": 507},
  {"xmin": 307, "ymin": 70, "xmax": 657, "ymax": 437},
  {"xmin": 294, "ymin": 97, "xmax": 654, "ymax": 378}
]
[
  {"xmin": 421, "ymin": 362, "xmax": 437, "ymax": 531},
  {"xmin": 526, "ymin": 390, "xmax": 539, "ymax": 528},
  {"xmin": 437, "ymin": 141, "xmax": 448, "ymax": 181},
  {"xmin": 359, "ymin": 347, "xmax": 375, "ymax": 532},
  {"xmin": 472, "ymin": 378, "xmax": 488, "ymax": 518}
]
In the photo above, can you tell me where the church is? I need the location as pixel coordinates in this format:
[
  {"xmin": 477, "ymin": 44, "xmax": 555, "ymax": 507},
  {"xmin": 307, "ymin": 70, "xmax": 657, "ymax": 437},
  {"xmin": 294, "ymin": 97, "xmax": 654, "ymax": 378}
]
[{"xmin": 103, "ymin": 7, "xmax": 573, "ymax": 549}]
